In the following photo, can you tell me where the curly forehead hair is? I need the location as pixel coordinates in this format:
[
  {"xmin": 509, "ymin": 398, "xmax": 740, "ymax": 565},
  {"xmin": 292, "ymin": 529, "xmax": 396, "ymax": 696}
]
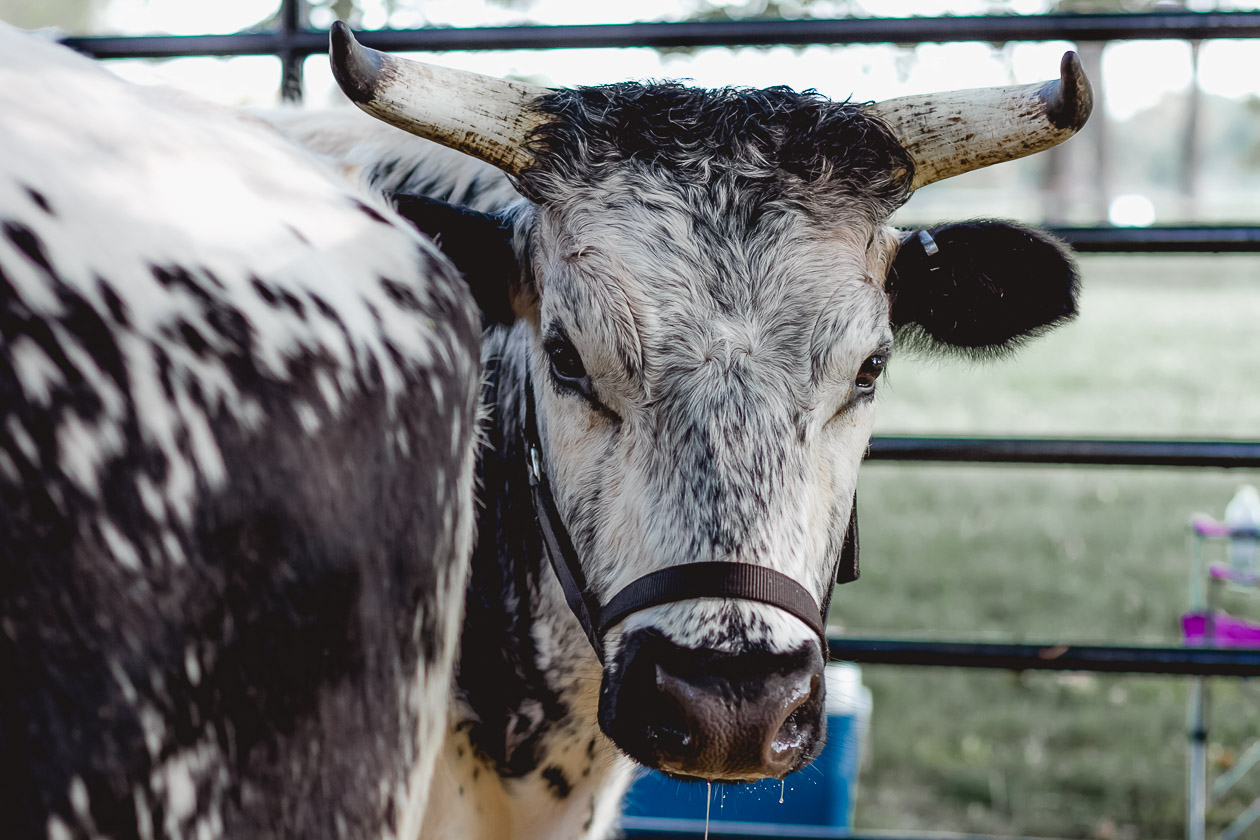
[{"xmin": 517, "ymin": 82, "xmax": 916, "ymax": 219}]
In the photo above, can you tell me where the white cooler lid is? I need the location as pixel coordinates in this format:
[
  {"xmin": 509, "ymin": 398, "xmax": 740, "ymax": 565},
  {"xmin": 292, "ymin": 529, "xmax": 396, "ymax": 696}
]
[{"xmin": 825, "ymin": 662, "xmax": 869, "ymax": 716}]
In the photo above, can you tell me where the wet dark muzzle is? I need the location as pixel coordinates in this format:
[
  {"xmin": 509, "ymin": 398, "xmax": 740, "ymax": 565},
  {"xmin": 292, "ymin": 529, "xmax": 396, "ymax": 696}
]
[{"xmin": 599, "ymin": 629, "xmax": 826, "ymax": 781}]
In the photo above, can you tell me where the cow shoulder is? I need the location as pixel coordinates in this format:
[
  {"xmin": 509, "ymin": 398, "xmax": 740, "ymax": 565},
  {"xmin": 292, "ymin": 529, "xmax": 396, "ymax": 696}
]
[{"xmin": 0, "ymin": 22, "xmax": 479, "ymax": 840}]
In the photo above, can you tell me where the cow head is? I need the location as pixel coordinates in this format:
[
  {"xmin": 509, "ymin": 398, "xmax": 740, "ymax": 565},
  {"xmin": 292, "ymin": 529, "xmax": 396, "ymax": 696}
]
[{"xmin": 329, "ymin": 23, "xmax": 1087, "ymax": 782}]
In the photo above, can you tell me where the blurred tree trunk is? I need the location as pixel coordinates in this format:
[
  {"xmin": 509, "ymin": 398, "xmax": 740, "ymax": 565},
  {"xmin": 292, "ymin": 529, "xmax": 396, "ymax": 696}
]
[
  {"xmin": 1040, "ymin": 142, "xmax": 1070, "ymax": 225},
  {"xmin": 1181, "ymin": 39, "xmax": 1202, "ymax": 221},
  {"xmin": 1081, "ymin": 41, "xmax": 1109, "ymax": 224}
]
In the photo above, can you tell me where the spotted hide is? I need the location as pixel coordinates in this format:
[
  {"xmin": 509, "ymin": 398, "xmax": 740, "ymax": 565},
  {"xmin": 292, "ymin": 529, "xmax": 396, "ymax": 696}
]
[{"xmin": 0, "ymin": 24, "xmax": 480, "ymax": 840}]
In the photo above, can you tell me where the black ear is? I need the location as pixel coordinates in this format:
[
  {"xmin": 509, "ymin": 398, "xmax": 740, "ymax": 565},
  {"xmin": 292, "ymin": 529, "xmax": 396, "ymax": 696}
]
[
  {"xmin": 886, "ymin": 220, "xmax": 1080, "ymax": 356},
  {"xmin": 391, "ymin": 194, "xmax": 519, "ymax": 325}
]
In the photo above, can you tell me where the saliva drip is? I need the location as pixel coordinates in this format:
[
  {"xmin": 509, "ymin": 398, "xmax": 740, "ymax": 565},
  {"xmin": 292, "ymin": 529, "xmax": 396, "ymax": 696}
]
[{"xmin": 704, "ymin": 780, "xmax": 712, "ymax": 840}]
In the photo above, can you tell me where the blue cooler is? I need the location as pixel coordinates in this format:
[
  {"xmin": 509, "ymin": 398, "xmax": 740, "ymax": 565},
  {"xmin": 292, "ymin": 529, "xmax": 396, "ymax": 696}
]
[{"xmin": 621, "ymin": 662, "xmax": 870, "ymax": 829}]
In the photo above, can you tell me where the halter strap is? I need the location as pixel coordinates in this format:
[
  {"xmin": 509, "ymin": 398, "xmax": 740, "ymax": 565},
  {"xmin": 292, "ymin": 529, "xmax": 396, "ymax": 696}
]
[{"xmin": 599, "ymin": 561, "xmax": 827, "ymax": 645}]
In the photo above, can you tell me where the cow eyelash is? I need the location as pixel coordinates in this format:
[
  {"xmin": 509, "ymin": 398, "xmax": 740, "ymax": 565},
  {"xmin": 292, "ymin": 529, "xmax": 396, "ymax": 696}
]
[
  {"xmin": 545, "ymin": 333, "xmax": 588, "ymax": 385},
  {"xmin": 542, "ymin": 330, "xmax": 623, "ymax": 422},
  {"xmin": 541, "ymin": 331, "xmax": 602, "ymax": 405},
  {"xmin": 854, "ymin": 353, "xmax": 887, "ymax": 395}
]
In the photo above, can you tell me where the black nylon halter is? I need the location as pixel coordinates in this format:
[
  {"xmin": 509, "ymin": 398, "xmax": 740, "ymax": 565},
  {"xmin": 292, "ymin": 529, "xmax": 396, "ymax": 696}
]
[{"xmin": 521, "ymin": 374, "xmax": 858, "ymax": 664}]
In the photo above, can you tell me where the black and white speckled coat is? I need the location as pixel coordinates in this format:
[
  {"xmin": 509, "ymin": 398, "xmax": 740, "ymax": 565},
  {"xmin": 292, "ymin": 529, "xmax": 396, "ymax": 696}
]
[
  {"xmin": 271, "ymin": 40, "xmax": 1091, "ymax": 839},
  {"xmin": 0, "ymin": 25, "xmax": 481, "ymax": 840}
]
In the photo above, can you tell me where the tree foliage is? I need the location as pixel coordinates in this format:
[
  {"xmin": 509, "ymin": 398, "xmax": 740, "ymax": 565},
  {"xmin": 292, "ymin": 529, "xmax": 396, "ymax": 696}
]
[{"xmin": 0, "ymin": 0, "xmax": 109, "ymax": 32}]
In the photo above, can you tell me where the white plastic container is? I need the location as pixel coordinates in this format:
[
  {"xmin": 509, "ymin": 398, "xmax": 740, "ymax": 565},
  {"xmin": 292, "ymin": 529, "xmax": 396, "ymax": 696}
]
[{"xmin": 1224, "ymin": 485, "xmax": 1260, "ymax": 576}]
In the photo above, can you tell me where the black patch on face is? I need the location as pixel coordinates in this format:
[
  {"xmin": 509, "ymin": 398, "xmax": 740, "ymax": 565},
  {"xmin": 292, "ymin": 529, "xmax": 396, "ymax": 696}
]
[
  {"xmin": 152, "ymin": 265, "xmax": 215, "ymax": 306},
  {"xmin": 149, "ymin": 340, "xmax": 176, "ymax": 401},
  {"xmin": 199, "ymin": 268, "xmax": 227, "ymax": 291},
  {"xmin": 309, "ymin": 293, "xmax": 339, "ymax": 322},
  {"xmin": 97, "ymin": 277, "xmax": 131, "ymax": 328},
  {"xmin": 380, "ymin": 277, "xmax": 424, "ymax": 312},
  {"xmin": 278, "ymin": 288, "xmax": 306, "ymax": 320},
  {"xmin": 541, "ymin": 765, "xmax": 572, "ymax": 799},
  {"xmin": 381, "ymin": 338, "xmax": 405, "ymax": 372},
  {"xmin": 353, "ymin": 199, "xmax": 392, "ymax": 226},
  {"xmin": 251, "ymin": 277, "xmax": 280, "ymax": 307},
  {"xmin": 3, "ymin": 220, "xmax": 53, "ymax": 275},
  {"xmin": 175, "ymin": 319, "xmax": 211, "ymax": 357},
  {"xmin": 286, "ymin": 224, "xmax": 311, "ymax": 246},
  {"xmin": 22, "ymin": 186, "xmax": 53, "ymax": 216},
  {"xmin": 519, "ymin": 84, "xmax": 914, "ymax": 215}
]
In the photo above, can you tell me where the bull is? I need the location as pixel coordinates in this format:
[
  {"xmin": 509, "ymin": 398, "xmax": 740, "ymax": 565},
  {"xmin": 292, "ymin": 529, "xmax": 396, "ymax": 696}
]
[{"xmin": 312, "ymin": 23, "xmax": 1092, "ymax": 840}]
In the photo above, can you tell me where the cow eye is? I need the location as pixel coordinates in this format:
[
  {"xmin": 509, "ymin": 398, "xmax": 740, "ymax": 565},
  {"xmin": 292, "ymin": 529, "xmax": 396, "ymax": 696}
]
[
  {"xmin": 545, "ymin": 335, "xmax": 588, "ymax": 385},
  {"xmin": 855, "ymin": 354, "xmax": 886, "ymax": 392}
]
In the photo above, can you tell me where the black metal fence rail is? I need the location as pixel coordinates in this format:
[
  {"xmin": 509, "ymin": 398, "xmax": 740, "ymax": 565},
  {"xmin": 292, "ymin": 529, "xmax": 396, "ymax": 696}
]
[
  {"xmin": 866, "ymin": 437, "xmax": 1260, "ymax": 469},
  {"xmin": 1052, "ymin": 226, "xmax": 1260, "ymax": 253},
  {"xmin": 621, "ymin": 817, "xmax": 1044, "ymax": 840},
  {"xmin": 828, "ymin": 638, "xmax": 1260, "ymax": 677},
  {"xmin": 59, "ymin": 11, "xmax": 1260, "ymax": 61}
]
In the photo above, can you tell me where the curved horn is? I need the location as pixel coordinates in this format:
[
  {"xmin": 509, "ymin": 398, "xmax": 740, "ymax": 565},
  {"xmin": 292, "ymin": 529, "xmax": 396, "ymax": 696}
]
[
  {"xmin": 866, "ymin": 51, "xmax": 1092, "ymax": 191},
  {"xmin": 328, "ymin": 21, "xmax": 550, "ymax": 175}
]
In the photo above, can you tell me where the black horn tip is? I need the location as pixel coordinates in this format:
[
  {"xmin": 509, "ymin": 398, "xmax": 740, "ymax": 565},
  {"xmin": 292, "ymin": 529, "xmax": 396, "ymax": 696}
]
[
  {"xmin": 329, "ymin": 20, "xmax": 384, "ymax": 105},
  {"xmin": 1044, "ymin": 50, "xmax": 1093, "ymax": 131}
]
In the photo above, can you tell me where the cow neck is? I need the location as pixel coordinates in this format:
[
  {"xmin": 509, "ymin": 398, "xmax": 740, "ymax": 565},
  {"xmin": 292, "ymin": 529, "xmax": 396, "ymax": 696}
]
[
  {"xmin": 460, "ymin": 345, "xmax": 573, "ymax": 778},
  {"xmin": 519, "ymin": 370, "xmax": 859, "ymax": 665}
]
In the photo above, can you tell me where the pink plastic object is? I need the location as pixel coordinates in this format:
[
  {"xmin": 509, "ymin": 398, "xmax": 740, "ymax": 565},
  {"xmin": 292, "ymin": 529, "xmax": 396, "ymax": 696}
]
[
  {"xmin": 1182, "ymin": 611, "xmax": 1260, "ymax": 648},
  {"xmin": 1210, "ymin": 564, "xmax": 1260, "ymax": 586},
  {"xmin": 1191, "ymin": 514, "xmax": 1260, "ymax": 539}
]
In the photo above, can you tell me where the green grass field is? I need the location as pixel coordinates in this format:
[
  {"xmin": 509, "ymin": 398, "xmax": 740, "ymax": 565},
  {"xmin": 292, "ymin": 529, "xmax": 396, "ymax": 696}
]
[{"xmin": 836, "ymin": 254, "xmax": 1260, "ymax": 839}]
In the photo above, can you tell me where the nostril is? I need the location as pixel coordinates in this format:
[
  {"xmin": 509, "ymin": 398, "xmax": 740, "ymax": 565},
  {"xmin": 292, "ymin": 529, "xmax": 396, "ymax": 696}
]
[
  {"xmin": 650, "ymin": 665, "xmax": 698, "ymax": 757},
  {"xmin": 769, "ymin": 703, "xmax": 807, "ymax": 759},
  {"xmin": 766, "ymin": 671, "xmax": 820, "ymax": 765}
]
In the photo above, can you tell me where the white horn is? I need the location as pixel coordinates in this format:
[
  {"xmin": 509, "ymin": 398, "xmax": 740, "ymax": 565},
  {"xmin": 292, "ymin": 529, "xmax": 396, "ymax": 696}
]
[
  {"xmin": 866, "ymin": 51, "xmax": 1093, "ymax": 191},
  {"xmin": 328, "ymin": 21, "xmax": 550, "ymax": 176}
]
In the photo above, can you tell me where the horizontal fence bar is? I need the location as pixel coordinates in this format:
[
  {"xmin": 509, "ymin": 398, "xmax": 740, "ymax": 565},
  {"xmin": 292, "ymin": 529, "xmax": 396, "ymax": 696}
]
[
  {"xmin": 1050, "ymin": 226, "xmax": 1260, "ymax": 253},
  {"xmin": 59, "ymin": 11, "xmax": 1260, "ymax": 60},
  {"xmin": 621, "ymin": 816, "xmax": 1046, "ymax": 840},
  {"xmin": 866, "ymin": 437, "xmax": 1260, "ymax": 469},
  {"xmin": 828, "ymin": 638, "xmax": 1260, "ymax": 677},
  {"xmin": 62, "ymin": 31, "xmax": 292, "ymax": 60}
]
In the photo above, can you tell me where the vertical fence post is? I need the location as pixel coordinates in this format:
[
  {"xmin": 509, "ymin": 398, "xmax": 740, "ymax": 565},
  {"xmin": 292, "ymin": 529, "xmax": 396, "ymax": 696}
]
[{"xmin": 279, "ymin": 0, "xmax": 303, "ymax": 103}]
